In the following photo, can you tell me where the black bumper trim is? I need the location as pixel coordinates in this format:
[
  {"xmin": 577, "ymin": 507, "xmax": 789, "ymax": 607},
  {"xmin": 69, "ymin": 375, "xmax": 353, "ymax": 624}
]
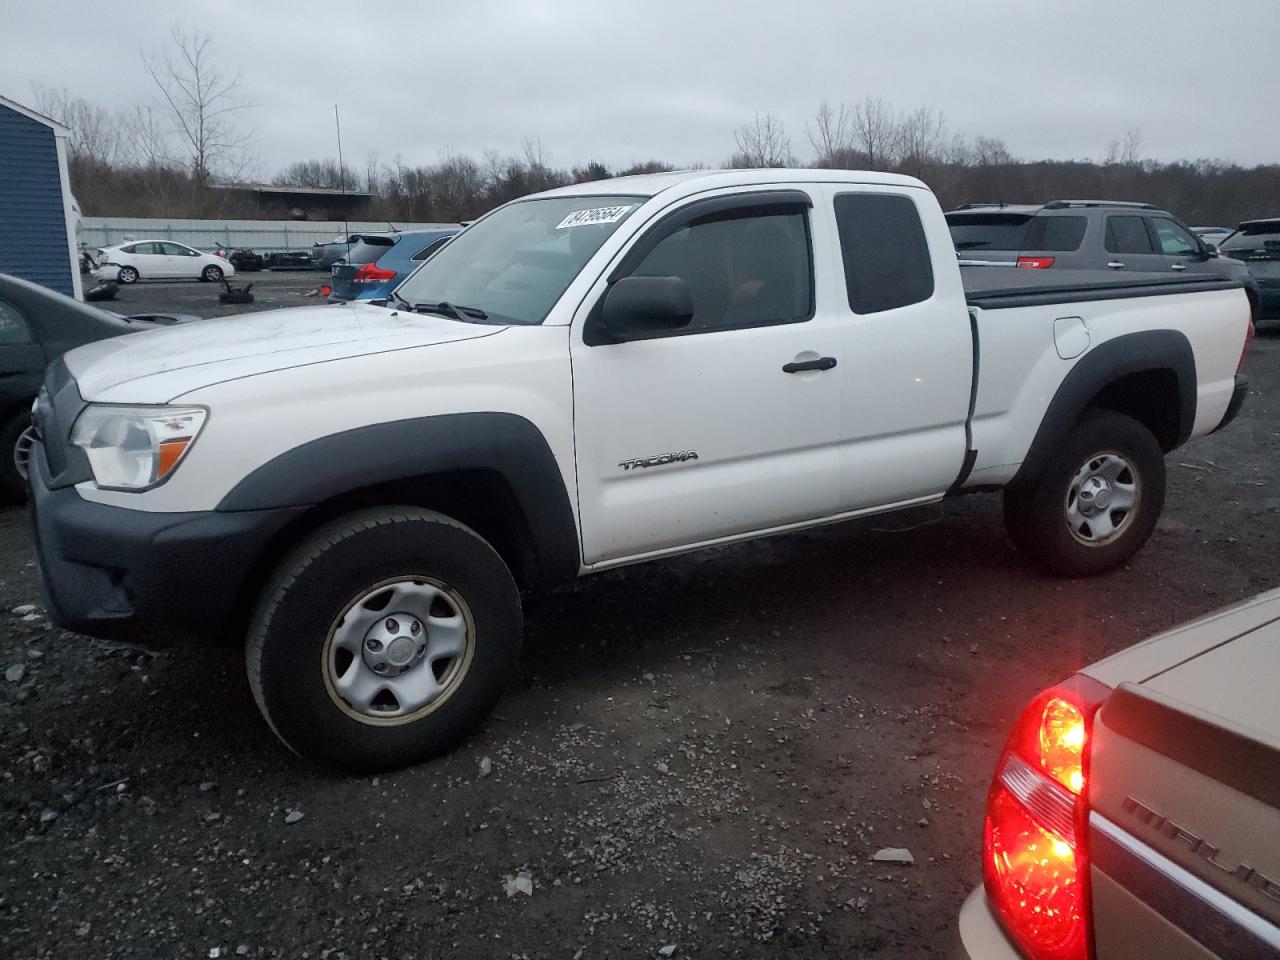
[
  {"xmin": 1210, "ymin": 373, "xmax": 1248, "ymax": 434},
  {"xmin": 30, "ymin": 444, "xmax": 305, "ymax": 646}
]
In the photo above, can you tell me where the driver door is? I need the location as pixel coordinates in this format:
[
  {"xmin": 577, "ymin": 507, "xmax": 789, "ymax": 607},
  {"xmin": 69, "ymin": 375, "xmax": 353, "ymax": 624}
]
[{"xmin": 569, "ymin": 189, "xmax": 844, "ymax": 566}]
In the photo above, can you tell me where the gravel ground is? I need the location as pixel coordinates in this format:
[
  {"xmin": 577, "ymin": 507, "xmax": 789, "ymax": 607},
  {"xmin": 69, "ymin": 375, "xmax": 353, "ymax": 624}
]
[{"xmin": 2, "ymin": 289, "xmax": 1277, "ymax": 958}]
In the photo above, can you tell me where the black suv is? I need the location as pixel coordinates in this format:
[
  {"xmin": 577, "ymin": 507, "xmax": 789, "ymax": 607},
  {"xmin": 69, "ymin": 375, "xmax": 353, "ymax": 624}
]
[
  {"xmin": 947, "ymin": 201, "xmax": 1258, "ymax": 317},
  {"xmin": 1219, "ymin": 219, "xmax": 1280, "ymax": 323}
]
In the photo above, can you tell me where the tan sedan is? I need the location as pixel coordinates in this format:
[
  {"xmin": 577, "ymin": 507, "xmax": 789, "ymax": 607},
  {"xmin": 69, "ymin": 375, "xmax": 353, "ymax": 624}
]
[{"xmin": 952, "ymin": 589, "xmax": 1280, "ymax": 960}]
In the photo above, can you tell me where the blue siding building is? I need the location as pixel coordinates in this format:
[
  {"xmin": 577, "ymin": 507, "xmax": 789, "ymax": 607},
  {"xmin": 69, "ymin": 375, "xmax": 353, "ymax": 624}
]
[{"xmin": 0, "ymin": 95, "xmax": 81, "ymax": 299}]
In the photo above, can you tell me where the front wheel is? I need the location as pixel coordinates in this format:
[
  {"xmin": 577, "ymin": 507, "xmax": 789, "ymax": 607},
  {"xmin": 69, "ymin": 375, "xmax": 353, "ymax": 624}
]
[
  {"xmin": 117, "ymin": 265, "xmax": 139, "ymax": 284},
  {"xmin": 1, "ymin": 414, "xmax": 33, "ymax": 502},
  {"xmin": 246, "ymin": 507, "xmax": 522, "ymax": 773},
  {"xmin": 1004, "ymin": 411, "xmax": 1165, "ymax": 577},
  {"xmin": 202, "ymin": 264, "xmax": 224, "ymax": 282}
]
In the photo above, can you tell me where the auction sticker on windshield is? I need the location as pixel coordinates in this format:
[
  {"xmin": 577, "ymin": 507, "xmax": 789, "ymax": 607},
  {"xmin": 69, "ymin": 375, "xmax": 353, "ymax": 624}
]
[{"xmin": 556, "ymin": 205, "xmax": 635, "ymax": 229}]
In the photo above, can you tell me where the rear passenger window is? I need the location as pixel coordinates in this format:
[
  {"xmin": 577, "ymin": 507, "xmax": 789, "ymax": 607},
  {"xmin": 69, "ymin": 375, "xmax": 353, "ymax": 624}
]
[
  {"xmin": 1023, "ymin": 216, "xmax": 1087, "ymax": 252},
  {"xmin": 1105, "ymin": 216, "xmax": 1154, "ymax": 254},
  {"xmin": 412, "ymin": 237, "xmax": 451, "ymax": 261},
  {"xmin": 835, "ymin": 193, "xmax": 934, "ymax": 314},
  {"xmin": 0, "ymin": 302, "xmax": 33, "ymax": 345}
]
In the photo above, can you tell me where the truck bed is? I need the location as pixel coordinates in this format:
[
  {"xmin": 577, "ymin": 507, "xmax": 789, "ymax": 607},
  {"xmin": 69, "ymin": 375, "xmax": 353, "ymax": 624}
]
[{"xmin": 962, "ymin": 266, "xmax": 1243, "ymax": 310}]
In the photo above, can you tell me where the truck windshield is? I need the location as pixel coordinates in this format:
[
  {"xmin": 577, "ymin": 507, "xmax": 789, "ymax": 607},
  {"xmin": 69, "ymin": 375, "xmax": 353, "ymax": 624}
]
[{"xmin": 393, "ymin": 195, "xmax": 644, "ymax": 324}]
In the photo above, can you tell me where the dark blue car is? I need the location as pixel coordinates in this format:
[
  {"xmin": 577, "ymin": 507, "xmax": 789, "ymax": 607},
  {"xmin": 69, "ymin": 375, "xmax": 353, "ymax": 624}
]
[{"xmin": 328, "ymin": 229, "xmax": 458, "ymax": 302}]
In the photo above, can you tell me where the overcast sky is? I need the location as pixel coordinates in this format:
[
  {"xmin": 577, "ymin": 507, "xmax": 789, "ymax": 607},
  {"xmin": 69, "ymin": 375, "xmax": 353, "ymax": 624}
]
[{"xmin": 3, "ymin": 0, "xmax": 1275, "ymax": 177}]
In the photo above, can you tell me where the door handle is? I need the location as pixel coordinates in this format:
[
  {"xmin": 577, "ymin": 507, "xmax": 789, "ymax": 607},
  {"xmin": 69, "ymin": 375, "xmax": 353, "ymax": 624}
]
[
  {"xmin": 783, "ymin": 356, "xmax": 837, "ymax": 374},
  {"xmin": 1106, "ymin": 261, "xmax": 1125, "ymax": 270},
  {"xmin": 1170, "ymin": 263, "xmax": 1187, "ymax": 271}
]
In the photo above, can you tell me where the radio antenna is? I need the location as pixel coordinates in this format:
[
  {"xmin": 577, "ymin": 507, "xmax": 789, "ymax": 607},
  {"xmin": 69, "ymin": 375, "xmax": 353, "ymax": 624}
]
[{"xmin": 334, "ymin": 104, "xmax": 351, "ymax": 260}]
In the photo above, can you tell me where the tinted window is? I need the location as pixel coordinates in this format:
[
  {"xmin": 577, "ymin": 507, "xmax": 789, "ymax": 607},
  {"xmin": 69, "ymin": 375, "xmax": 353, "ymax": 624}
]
[
  {"xmin": 412, "ymin": 237, "xmax": 451, "ymax": 261},
  {"xmin": 120, "ymin": 244, "xmax": 138, "ymax": 254},
  {"xmin": 1150, "ymin": 218, "xmax": 1200, "ymax": 256},
  {"xmin": 947, "ymin": 213, "xmax": 1030, "ymax": 251},
  {"xmin": 626, "ymin": 207, "xmax": 812, "ymax": 333},
  {"xmin": 343, "ymin": 238, "xmax": 397, "ymax": 265},
  {"xmin": 1023, "ymin": 216, "xmax": 1087, "ymax": 252},
  {"xmin": 0, "ymin": 302, "xmax": 33, "ymax": 345},
  {"xmin": 1220, "ymin": 224, "xmax": 1280, "ymax": 254},
  {"xmin": 837, "ymin": 193, "xmax": 934, "ymax": 314},
  {"xmin": 1105, "ymin": 216, "xmax": 1154, "ymax": 254}
]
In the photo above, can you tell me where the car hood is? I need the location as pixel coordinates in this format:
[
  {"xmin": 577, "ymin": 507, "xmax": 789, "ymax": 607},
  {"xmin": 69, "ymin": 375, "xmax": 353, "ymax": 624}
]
[{"xmin": 63, "ymin": 301, "xmax": 506, "ymax": 403}]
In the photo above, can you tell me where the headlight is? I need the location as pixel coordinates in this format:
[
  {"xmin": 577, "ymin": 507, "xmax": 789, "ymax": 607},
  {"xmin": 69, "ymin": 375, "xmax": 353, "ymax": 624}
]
[{"xmin": 71, "ymin": 405, "xmax": 207, "ymax": 490}]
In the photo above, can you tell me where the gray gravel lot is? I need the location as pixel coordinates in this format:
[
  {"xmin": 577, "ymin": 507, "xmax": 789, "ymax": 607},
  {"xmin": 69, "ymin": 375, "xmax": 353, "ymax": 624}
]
[{"xmin": 2, "ymin": 286, "xmax": 1277, "ymax": 958}]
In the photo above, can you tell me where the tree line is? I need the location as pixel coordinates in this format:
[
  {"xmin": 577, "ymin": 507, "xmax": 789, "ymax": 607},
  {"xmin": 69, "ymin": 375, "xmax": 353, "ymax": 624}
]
[{"xmin": 30, "ymin": 30, "xmax": 1279, "ymax": 228}]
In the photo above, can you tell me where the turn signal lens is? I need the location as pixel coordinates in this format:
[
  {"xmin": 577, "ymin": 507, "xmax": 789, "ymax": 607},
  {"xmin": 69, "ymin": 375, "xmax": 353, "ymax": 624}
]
[
  {"xmin": 1038, "ymin": 697, "xmax": 1087, "ymax": 794},
  {"xmin": 1017, "ymin": 256, "xmax": 1056, "ymax": 269}
]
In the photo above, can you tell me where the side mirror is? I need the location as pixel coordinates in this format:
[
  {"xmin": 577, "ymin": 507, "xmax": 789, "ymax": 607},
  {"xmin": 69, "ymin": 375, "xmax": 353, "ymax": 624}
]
[{"xmin": 602, "ymin": 276, "xmax": 694, "ymax": 341}]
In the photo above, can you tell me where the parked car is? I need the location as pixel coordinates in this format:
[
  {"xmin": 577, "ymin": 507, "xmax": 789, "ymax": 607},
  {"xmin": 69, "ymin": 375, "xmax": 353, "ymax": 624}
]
[
  {"xmin": 311, "ymin": 234, "xmax": 363, "ymax": 271},
  {"xmin": 1218, "ymin": 218, "xmax": 1280, "ymax": 323},
  {"xmin": 327, "ymin": 229, "xmax": 458, "ymax": 302},
  {"xmin": 946, "ymin": 201, "xmax": 1259, "ymax": 319},
  {"xmin": 229, "ymin": 248, "xmax": 265, "ymax": 272},
  {"xmin": 28, "ymin": 169, "xmax": 1251, "ymax": 773},
  {"xmin": 0, "ymin": 274, "xmax": 194, "ymax": 499},
  {"xmin": 91, "ymin": 240, "xmax": 236, "ymax": 284},
  {"xmin": 1192, "ymin": 225, "xmax": 1234, "ymax": 250},
  {"xmin": 951, "ymin": 588, "xmax": 1280, "ymax": 960}
]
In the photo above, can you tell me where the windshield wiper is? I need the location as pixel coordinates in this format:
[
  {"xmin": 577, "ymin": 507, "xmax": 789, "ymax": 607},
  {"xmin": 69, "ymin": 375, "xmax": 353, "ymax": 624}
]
[
  {"xmin": 411, "ymin": 301, "xmax": 490, "ymax": 322},
  {"xmin": 387, "ymin": 290, "xmax": 412, "ymax": 310}
]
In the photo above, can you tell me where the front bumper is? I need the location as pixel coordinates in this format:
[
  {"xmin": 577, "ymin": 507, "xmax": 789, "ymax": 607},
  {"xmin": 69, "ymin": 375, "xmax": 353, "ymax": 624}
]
[
  {"xmin": 950, "ymin": 888, "xmax": 1021, "ymax": 960},
  {"xmin": 29, "ymin": 442, "xmax": 304, "ymax": 647}
]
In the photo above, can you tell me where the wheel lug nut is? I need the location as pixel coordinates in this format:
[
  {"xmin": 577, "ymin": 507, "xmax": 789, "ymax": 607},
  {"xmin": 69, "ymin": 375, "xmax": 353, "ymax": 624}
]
[
  {"xmin": 410, "ymin": 621, "xmax": 421, "ymax": 636},
  {"xmin": 373, "ymin": 663, "xmax": 388, "ymax": 674},
  {"xmin": 386, "ymin": 618, "xmax": 399, "ymax": 633},
  {"xmin": 366, "ymin": 638, "xmax": 383, "ymax": 652},
  {"xmin": 417, "ymin": 643, "xmax": 426, "ymax": 656}
]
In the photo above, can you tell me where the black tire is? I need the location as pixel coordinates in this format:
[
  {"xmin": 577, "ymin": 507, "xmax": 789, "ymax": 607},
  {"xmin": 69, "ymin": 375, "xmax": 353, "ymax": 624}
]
[
  {"xmin": 117, "ymin": 265, "xmax": 139, "ymax": 284},
  {"xmin": 1003, "ymin": 411, "xmax": 1165, "ymax": 577},
  {"xmin": 246, "ymin": 507, "xmax": 522, "ymax": 773},
  {"xmin": 202, "ymin": 264, "xmax": 224, "ymax": 282},
  {"xmin": 0, "ymin": 411, "xmax": 31, "ymax": 503}
]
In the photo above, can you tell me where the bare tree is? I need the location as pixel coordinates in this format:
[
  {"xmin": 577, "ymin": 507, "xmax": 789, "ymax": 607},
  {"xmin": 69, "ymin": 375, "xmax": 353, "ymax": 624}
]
[
  {"xmin": 850, "ymin": 97, "xmax": 898, "ymax": 171},
  {"xmin": 1104, "ymin": 128, "xmax": 1144, "ymax": 167},
  {"xmin": 730, "ymin": 112, "xmax": 793, "ymax": 168},
  {"xmin": 30, "ymin": 84, "xmax": 123, "ymax": 170},
  {"xmin": 142, "ymin": 27, "xmax": 253, "ymax": 183},
  {"xmin": 807, "ymin": 101, "xmax": 852, "ymax": 167},
  {"xmin": 896, "ymin": 106, "xmax": 948, "ymax": 177}
]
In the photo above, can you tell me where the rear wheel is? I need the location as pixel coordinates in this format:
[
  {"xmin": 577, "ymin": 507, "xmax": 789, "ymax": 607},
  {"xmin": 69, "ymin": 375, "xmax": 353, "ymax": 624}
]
[
  {"xmin": 117, "ymin": 265, "xmax": 139, "ymax": 284},
  {"xmin": 202, "ymin": 264, "xmax": 224, "ymax": 282},
  {"xmin": 1004, "ymin": 411, "xmax": 1165, "ymax": 577},
  {"xmin": 246, "ymin": 507, "xmax": 522, "ymax": 773}
]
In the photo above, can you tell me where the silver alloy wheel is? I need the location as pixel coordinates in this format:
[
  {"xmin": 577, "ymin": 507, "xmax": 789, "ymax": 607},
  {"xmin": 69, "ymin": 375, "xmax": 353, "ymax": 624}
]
[
  {"xmin": 322, "ymin": 576, "xmax": 475, "ymax": 726},
  {"xmin": 1065, "ymin": 451, "xmax": 1140, "ymax": 546},
  {"xmin": 13, "ymin": 425, "xmax": 35, "ymax": 481},
  {"xmin": 203, "ymin": 265, "xmax": 223, "ymax": 281},
  {"xmin": 118, "ymin": 266, "xmax": 138, "ymax": 284}
]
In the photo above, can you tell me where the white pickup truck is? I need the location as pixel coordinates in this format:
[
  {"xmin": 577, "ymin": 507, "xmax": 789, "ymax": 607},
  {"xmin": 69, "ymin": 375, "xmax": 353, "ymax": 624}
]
[{"xmin": 27, "ymin": 169, "xmax": 1252, "ymax": 771}]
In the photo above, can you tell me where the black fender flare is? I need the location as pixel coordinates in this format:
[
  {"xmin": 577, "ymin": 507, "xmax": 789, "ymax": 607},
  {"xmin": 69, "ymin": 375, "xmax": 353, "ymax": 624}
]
[
  {"xmin": 216, "ymin": 412, "xmax": 580, "ymax": 584},
  {"xmin": 1010, "ymin": 330, "xmax": 1196, "ymax": 488}
]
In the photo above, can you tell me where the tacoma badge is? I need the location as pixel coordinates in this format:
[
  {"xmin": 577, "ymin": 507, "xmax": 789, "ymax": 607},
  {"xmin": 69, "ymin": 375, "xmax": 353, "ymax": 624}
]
[{"xmin": 618, "ymin": 450, "xmax": 699, "ymax": 471}]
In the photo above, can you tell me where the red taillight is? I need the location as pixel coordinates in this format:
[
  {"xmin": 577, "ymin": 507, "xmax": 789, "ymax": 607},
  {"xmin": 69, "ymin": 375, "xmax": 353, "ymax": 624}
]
[
  {"xmin": 982, "ymin": 675, "xmax": 1110, "ymax": 960},
  {"xmin": 1238, "ymin": 320, "xmax": 1255, "ymax": 374},
  {"xmin": 353, "ymin": 263, "xmax": 397, "ymax": 282},
  {"xmin": 1016, "ymin": 256, "xmax": 1056, "ymax": 269}
]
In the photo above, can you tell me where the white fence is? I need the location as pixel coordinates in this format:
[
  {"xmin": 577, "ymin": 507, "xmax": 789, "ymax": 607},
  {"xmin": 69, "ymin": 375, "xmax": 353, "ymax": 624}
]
[{"xmin": 79, "ymin": 217, "xmax": 460, "ymax": 254}]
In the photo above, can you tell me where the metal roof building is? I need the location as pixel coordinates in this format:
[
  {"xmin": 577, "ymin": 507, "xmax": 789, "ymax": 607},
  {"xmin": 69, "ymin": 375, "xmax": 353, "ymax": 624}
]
[{"xmin": 0, "ymin": 95, "xmax": 82, "ymax": 299}]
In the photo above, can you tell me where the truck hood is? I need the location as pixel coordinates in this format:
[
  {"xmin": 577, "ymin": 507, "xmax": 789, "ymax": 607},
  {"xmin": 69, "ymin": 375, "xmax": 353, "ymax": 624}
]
[{"xmin": 63, "ymin": 301, "xmax": 505, "ymax": 403}]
